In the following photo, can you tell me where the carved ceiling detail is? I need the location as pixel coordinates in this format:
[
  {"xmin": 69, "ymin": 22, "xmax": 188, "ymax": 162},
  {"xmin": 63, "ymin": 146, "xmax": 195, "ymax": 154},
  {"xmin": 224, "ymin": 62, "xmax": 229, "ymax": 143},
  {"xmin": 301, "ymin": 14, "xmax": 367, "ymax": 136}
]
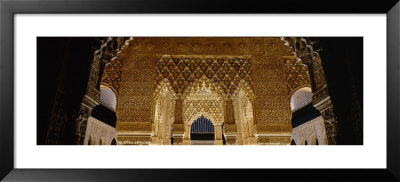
[{"xmin": 155, "ymin": 55, "xmax": 252, "ymax": 96}]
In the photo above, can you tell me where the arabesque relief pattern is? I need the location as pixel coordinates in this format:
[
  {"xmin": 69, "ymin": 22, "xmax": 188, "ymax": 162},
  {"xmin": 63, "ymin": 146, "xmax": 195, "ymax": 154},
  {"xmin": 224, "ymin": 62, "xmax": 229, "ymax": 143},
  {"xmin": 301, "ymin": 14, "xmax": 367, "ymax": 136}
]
[
  {"xmin": 97, "ymin": 38, "xmax": 307, "ymax": 145},
  {"xmin": 251, "ymin": 55, "xmax": 293, "ymax": 144},
  {"xmin": 115, "ymin": 55, "xmax": 157, "ymax": 145}
]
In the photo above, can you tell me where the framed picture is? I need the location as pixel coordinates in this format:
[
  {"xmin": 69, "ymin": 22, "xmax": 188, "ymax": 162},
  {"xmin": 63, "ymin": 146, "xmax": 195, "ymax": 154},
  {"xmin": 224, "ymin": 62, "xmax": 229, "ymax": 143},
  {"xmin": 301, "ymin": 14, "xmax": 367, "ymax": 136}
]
[{"xmin": 1, "ymin": 0, "xmax": 399, "ymax": 181}]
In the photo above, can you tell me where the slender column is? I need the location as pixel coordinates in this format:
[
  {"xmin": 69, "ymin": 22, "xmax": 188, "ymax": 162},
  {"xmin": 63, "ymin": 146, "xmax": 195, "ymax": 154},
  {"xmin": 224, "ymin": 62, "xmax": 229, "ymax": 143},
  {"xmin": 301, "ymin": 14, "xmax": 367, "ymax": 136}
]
[
  {"xmin": 214, "ymin": 124, "xmax": 223, "ymax": 145},
  {"xmin": 160, "ymin": 123, "xmax": 167, "ymax": 145},
  {"xmin": 248, "ymin": 118, "xmax": 257, "ymax": 145},
  {"xmin": 223, "ymin": 99, "xmax": 237, "ymax": 145},
  {"xmin": 183, "ymin": 124, "xmax": 191, "ymax": 145},
  {"xmin": 172, "ymin": 98, "xmax": 184, "ymax": 145},
  {"xmin": 309, "ymin": 55, "xmax": 338, "ymax": 145},
  {"xmin": 312, "ymin": 85, "xmax": 337, "ymax": 145},
  {"xmin": 74, "ymin": 95, "xmax": 99, "ymax": 145},
  {"xmin": 151, "ymin": 123, "xmax": 159, "ymax": 145},
  {"xmin": 151, "ymin": 137, "xmax": 158, "ymax": 145}
]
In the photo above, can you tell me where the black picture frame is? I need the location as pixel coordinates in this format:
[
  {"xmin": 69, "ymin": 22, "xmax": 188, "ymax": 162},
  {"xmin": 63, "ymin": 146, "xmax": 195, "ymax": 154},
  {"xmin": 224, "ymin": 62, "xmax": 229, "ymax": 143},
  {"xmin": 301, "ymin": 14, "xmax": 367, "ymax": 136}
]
[{"xmin": 1, "ymin": 0, "xmax": 399, "ymax": 181}]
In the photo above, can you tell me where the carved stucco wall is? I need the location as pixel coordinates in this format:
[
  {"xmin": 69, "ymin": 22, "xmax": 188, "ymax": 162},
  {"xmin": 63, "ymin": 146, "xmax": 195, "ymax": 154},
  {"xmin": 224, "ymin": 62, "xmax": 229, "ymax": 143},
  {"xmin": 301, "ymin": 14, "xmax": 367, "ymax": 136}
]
[
  {"xmin": 46, "ymin": 37, "xmax": 332, "ymax": 145},
  {"xmin": 101, "ymin": 37, "xmax": 299, "ymax": 145},
  {"xmin": 251, "ymin": 55, "xmax": 293, "ymax": 144},
  {"xmin": 115, "ymin": 55, "xmax": 156, "ymax": 145}
]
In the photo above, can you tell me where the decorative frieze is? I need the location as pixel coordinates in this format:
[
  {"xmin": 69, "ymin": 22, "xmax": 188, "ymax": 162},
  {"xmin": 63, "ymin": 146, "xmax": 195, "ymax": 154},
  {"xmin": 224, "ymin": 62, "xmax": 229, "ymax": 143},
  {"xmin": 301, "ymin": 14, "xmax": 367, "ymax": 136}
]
[
  {"xmin": 117, "ymin": 135, "xmax": 152, "ymax": 145},
  {"xmin": 116, "ymin": 122, "xmax": 152, "ymax": 133},
  {"xmin": 257, "ymin": 136, "xmax": 292, "ymax": 145}
]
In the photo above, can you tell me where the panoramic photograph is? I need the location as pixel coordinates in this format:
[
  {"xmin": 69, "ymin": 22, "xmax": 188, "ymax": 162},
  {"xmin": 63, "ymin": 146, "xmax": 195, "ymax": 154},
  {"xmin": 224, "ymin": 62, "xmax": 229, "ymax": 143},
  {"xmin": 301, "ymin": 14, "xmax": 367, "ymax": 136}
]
[{"xmin": 37, "ymin": 37, "xmax": 363, "ymax": 145}]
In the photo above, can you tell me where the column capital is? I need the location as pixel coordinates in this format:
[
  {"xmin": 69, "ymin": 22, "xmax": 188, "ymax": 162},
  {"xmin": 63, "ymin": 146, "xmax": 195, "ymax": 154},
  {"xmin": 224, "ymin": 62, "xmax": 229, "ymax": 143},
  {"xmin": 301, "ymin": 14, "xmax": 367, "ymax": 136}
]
[
  {"xmin": 116, "ymin": 122, "xmax": 153, "ymax": 133},
  {"xmin": 223, "ymin": 123, "xmax": 237, "ymax": 135},
  {"xmin": 172, "ymin": 123, "xmax": 185, "ymax": 134}
]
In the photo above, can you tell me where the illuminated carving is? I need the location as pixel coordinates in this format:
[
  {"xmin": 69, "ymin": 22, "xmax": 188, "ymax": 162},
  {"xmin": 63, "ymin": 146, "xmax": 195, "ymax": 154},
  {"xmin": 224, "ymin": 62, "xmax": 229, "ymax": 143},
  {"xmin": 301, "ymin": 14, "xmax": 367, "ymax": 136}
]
[{"xmin": 101, "ymin": 38, "xmax": 302, "ymax": 145}]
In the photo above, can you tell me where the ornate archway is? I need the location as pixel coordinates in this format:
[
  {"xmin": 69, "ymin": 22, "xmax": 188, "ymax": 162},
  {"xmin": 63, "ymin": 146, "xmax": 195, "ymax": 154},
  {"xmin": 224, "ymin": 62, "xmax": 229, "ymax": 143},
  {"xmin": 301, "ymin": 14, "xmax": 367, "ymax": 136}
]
[
  {"xmin": 63, "ymin": 37, "xmax": 353, "ymax": 145},
  {"xmin": 182, "ymin": 77, "xmax": 225, "ymax": 145},
  {"xmin": 99, "ymin": 37, "xmax": 295, "ymax": 145}
]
